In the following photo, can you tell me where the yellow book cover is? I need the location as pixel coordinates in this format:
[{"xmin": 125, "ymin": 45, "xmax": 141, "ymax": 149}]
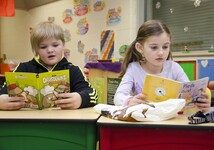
[
  {"xmin": 5, "ymin": 70, "xmax": 70, "ymax": 110},
  {"xmin": 142, "ymin": 74, "xmax": 209, "ymax": 105}
]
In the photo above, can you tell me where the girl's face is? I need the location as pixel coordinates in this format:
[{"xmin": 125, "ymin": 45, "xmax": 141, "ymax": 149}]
[
  {"xmin": 140, "ymin": 32, "xmax": 170, "ymax": 68},
  {"xmin": 38, "ymin": 38, "xmax": 64, "ymax": 68}
]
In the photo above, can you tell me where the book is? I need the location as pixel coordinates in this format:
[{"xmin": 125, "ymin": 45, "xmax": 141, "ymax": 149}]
[
  {"xmin": 5, "ymin": 70, "xmax": 70, "ymax": 109},
  {"xmin": 142, "ymin": 74, "xmax": 209, "ymax": 105}
]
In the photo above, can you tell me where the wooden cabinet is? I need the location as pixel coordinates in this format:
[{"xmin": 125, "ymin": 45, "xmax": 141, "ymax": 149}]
[
  {"xmin": 88, "ymin": 68, "xmax": 120, "ymax": 104},
  {"xmin": 85, "ymin": 62, "xmax": 121, "ymax": 104}
]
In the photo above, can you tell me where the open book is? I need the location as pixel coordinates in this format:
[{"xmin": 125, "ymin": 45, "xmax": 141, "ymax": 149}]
[
  {"xmin": 142, "ymin": 74, "xmax": 209, "ymax": 105},
  {"xmin": 5, "ymin": 70, "xmax": 70, "ymax": 109}
]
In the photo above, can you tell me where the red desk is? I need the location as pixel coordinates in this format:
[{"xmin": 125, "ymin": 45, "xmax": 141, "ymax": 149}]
[{"xmin": 97, "ymin": 115, "xmax": 214, "ymax": 150}]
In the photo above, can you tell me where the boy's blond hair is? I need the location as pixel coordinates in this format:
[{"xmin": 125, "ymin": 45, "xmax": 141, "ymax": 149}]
[{"xmin": 30, "ymin": 21, "xmax": 65, "ymax": 56}]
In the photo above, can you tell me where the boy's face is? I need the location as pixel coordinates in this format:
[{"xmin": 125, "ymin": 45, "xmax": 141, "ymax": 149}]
[{"xmin": 38, "ymin": 38, "xmax": 64, "ymax": 67}]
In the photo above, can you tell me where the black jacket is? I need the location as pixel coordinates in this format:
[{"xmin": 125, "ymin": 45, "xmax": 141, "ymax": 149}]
[{"xmin": 0, "ymin": 57, "xmax": 98, "ymax": 108}]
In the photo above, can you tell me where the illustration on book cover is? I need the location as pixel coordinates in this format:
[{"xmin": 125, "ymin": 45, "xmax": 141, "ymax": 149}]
[
  {"xmin": 142, "ymin": 74, "xmax": 209, "ymax": 104},
  {"xmin": 5, "ymin": 70, "xmax": 70, "ymax": 109}
]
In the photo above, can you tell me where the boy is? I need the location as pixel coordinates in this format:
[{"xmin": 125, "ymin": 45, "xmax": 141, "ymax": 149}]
[{"xmin": 0, "ymin": 21, "xmax": 98, "ymax": 110}]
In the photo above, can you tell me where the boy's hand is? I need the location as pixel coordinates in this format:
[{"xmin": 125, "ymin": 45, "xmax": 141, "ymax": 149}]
[
  {"xmin": 0, "ymin": 94, "xmax": 26, "ymax": 110},
  {"xmin": 54, "ymin": 92, "xmax": 82, "ymax": 109}
]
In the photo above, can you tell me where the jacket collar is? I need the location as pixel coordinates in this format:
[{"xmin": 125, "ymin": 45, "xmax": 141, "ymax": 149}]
[{"xmin": 32, "ymin": 57, "xmax": 69, "ymax": 71}]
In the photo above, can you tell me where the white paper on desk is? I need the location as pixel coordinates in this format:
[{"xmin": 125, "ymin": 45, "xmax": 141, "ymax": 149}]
[{"xmin": 94, "ymin": 99, "xmax": 186, "ymax": 122}]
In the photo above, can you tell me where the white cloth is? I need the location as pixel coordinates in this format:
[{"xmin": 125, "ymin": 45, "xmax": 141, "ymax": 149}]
[{"xmin": 94, "ymin": 99, "xmax": 186, "ymax": 122}]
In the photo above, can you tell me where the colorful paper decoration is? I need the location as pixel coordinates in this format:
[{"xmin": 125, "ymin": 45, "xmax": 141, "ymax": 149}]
[
  {"xmin": 76, "ymin": 17, "xmax": 89, "ymax": 35},
  {"xmin": 63, "ymin": 9, "xmax": 73, "ymax": 23},
  {"xmin": 63, "ymin": 29, "xmax": 71, "ymax": 42},
  {"xmin": 93, "ymin": 1, "xmax": 105, "ymax": 11},
  {"xmin": 106, "ymin": 7, "xmax": 121, "ymax": 26},
  {"xmin": 78, "ymin": 40, "xmax": 85, "ymax": 53},
  {"xmin": 85, "ymin": 48, "xmax": 98, "ymax": 63},
  {"xmin": 64, "ymin": 48, "xmax": 70, "ymax": 59},
  {"xmin": 119, "ymin": 45, "xmax": 128, "ymax": 61},
  {"xmin": 0, "ymin": 0, "xmax": 15, "ymax": 16},
  {"xmin": 73, "ymin": 0, "xmax": 90, "ymax": 16},
  {"xmin": 100, "ymin": 30, "xmax": 114, "ymax": 60}
]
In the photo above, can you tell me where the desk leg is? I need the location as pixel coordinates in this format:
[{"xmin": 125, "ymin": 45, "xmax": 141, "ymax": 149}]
[{"xmin": 99, "ymin": 127, "xmax": 112, "ymax": 150}]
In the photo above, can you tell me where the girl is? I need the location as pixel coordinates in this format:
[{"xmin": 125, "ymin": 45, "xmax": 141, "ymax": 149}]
[{"xmin": 114, "ymin": 20, "xmax": 210, "ymax": 113}]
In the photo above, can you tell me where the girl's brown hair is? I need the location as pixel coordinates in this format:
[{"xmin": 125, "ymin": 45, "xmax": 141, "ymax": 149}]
[{"xmin": 120, "ymin": 20, "xmax": 172, "ymax": 78}]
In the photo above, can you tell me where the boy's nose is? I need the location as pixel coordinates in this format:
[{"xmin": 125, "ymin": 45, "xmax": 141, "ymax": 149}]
[{"xmin": 47, "ymin": 47, "xmax": 54, "ymax": 52}]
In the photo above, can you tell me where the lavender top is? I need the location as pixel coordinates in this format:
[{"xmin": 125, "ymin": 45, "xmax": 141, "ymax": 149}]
[{"xmin": 114, "ymin": 60, "xmax": 189, "ymax": 106}]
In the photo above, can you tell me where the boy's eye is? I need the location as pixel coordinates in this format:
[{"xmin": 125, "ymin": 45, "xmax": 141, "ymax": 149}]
[{"xmin": 53, "ymin": 44, "xmax": 59, "ymax": 47}]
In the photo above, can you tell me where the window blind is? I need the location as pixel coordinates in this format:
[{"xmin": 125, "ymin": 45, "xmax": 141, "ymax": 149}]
[{"xmin": 146, "ymin": 0, "xmax": 214, "ymax": 52}]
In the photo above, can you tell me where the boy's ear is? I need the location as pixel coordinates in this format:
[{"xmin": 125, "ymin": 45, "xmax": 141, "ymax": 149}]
[{"xmin": 135, "ymin": 42, "xmax": 143, "ymax": 53}]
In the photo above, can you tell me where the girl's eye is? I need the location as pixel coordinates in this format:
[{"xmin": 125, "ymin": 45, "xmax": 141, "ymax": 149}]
[
  {"xmin": 151, "ymin": 46, "xmax": 158, "ymax": 50},
  {"xmin": 163, "ymin": 45, "xmax": 169, "ymax": 49}
]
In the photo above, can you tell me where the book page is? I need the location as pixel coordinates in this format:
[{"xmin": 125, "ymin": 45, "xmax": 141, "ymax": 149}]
[
  {"xmin": 178, "ymin": 77, "xmax": 209, "ymax": 103},
  {"xmin": 178, "ymin": 77, "xmax": 209, "ymax": 114}
]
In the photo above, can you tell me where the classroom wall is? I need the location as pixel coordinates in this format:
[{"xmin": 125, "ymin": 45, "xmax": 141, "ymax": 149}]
[
  {"xmin": 0, "ymin": 0, "xmax": 143, "ymax": 69},
  {"xmin": 0, "ymin": 10, "xmax": 33, "ymax": 62}
]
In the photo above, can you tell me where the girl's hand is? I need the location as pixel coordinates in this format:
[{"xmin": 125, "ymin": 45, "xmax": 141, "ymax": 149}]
[
  {"xmin": 54, "ymin": 92, "xmax": 82, "ymax": 109},
  {"xmin": 0, "ymin": 94, "xmax": 26, "ymax": 110},
  {"xmin": 127, "ymin": 93, "xmax": 148, "ymax": 106},
  {"xmin": 196, "ymin": 92, "xmax": 211, "ymax": 113}
]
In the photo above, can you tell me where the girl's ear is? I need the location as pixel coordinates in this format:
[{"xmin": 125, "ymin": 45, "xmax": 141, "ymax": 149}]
[{"xmin": 135, "ymin": 42, "xmax": 143, "ymax": 53}]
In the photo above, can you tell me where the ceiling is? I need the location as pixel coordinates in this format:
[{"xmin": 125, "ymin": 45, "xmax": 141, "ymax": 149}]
[{"xmin": 14, "ymin": 0, "xmax": 60, "ymax": 10}]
